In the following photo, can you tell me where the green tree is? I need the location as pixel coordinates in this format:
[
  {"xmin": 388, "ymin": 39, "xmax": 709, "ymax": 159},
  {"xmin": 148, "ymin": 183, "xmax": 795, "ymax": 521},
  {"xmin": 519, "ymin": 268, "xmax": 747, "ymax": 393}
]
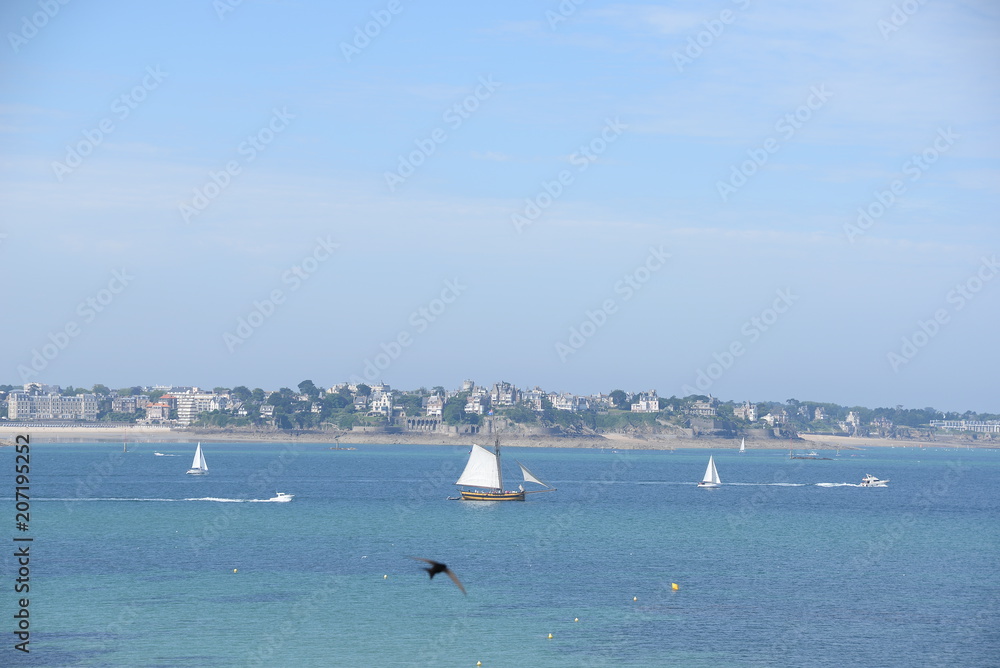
[
  {"xmin": 231, "ymin": 386, "xmax": 252, "ymax": 403},
  {"xmin": 356, "ymin": 384, "xmax": 372, "ymax": 398},
  {"xmin": 251, "ymin": 388, "xmax": 265, "ymax": 402},
  {"xmin": 609, "ymin": 389, "xmax": 628, "ymax": 409},
  {"xmin": 298, "ymin": 379, "xmax": 320, "ymax": 398},
  {"xmin": 92, "ymin": 384, "xmax": 111, "ymax": 396}
]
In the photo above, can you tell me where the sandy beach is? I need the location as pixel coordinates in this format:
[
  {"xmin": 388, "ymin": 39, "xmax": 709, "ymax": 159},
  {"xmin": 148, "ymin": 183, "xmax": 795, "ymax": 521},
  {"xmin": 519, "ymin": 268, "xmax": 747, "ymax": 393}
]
[{"xmin": 1, "ymin": 425, "xmax": 988, "ymax": 450}]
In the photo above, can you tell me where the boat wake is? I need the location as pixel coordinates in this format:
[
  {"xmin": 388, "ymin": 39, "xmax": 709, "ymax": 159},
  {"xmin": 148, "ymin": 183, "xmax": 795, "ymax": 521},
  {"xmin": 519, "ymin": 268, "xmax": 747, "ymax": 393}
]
[
  {"xmin": 814, "ymin": 482, "xmax": 861, "ymax": 487},
  {"xmin": 39, "ymin": 497, "xmax": 283, "ymax": 503},
  {"xmin": 725, "ymin": 482, "xmax": 808, "ymax": 487}
]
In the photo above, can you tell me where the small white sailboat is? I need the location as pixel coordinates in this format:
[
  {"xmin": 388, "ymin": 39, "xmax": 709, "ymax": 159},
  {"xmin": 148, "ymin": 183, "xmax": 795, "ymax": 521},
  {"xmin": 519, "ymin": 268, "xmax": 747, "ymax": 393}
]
[
  {"xmin": 454, "ymin": 438, "xmax": 555, "ymax": 501},
  {"xmin": 738, "ymin": 438, "xmax": 745, "ymax": 453},
  {"xmin": 698, "ymin": 455, "xmax": 721, "ymax": 488},
  {"xmin": 186, "ymin": 442, "xmax": 208, "ymax": 475}
]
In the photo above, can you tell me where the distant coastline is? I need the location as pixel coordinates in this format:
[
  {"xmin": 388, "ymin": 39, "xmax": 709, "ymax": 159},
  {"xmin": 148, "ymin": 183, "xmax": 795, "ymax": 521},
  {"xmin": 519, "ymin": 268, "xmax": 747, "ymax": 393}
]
[{"xmin": 0, "ymin": 425, "xmax": 987, "ymax": 451}]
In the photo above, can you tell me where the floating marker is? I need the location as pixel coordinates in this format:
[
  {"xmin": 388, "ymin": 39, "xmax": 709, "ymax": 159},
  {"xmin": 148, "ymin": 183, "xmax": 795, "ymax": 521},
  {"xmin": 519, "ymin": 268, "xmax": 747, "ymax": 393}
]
[
  {"xmin": 672, "ymin": 583, "xmax": 679, "ymax": 591},
  {"xmin": 633, "ymin": 596, "xmax": 637, "ymax": 601},
  {"xmin": 547, "ymin": 633, "xmax": 553, "ymax": 639},
  {"xmin": 383, "ymin": 575, "xmax": 388, "ymax": 579},
  {"xmin": 476, "ymin": 662, "xmax": 482, "ymax": 666},
  {"xmin": 574, "ymin": 618, "xmax": 579, "ymax": 622},
  {"xmin": 233, "ymin": 569, "xmax": 238, "ymax": 573}
]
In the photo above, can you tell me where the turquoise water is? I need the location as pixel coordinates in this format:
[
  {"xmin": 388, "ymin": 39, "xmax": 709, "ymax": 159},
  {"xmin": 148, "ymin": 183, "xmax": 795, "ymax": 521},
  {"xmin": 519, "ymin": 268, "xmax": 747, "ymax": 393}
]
[{"xmin": 3, "ymin": 442, "xmax": 998, "ymax": 667}]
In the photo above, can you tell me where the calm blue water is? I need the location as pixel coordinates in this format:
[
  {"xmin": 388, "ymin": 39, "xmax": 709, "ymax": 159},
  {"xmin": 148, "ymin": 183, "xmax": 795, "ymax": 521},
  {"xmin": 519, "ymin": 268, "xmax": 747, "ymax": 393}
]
[{"xmin": 2, "ymin": 442, "xmax": 998, "ymax": 667}]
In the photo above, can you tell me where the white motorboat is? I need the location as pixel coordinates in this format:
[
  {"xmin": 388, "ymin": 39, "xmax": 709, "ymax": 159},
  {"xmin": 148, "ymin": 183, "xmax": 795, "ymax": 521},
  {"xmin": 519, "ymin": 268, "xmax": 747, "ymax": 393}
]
[{"xmin": 859, "ymin": 474, "xmax": 889, "ymax": 487}]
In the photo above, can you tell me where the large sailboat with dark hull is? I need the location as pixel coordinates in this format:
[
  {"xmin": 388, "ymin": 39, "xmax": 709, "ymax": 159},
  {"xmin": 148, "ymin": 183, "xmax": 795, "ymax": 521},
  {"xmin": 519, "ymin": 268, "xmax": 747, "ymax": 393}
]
[{"xmin": 454, "ymin": 438, "xmax": 555, "ymax": 501}]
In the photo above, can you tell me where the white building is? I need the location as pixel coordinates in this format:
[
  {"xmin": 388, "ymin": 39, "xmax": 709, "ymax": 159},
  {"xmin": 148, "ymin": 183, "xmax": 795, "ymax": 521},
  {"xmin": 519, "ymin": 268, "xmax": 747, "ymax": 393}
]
[
  {"xmin": 8, "ymin": 392, "xmax": 98, "ymax": 421},
  {"xmin": 631, "ymin": 391, "xmax": 660, "ymax": 413},
  {"xmin": 174, "ymin": 390, "xmax": 228, "ymax": 426},
  {"xmin": 734, "ymin": 401, "xmax": 757, "ymax": 422}
]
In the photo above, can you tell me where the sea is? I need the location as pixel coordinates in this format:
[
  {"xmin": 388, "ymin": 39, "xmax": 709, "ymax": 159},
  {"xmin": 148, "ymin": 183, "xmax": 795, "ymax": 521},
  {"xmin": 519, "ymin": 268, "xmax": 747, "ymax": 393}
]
[{"xmin": 2, "ymin": 441, "xmax": 998, "ymax": 667}]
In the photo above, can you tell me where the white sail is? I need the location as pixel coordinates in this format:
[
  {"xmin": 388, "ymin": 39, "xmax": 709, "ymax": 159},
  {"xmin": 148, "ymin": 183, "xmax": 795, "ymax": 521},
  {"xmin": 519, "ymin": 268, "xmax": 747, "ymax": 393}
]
[
  {"xmin": 739, "ymin": 438, "xmax": 745, "ymax": 453},
  {"xmin": 517, "ymin": 461, "xmax": 548, "ymax": 487},
  {"xmin": 455, "ymin": 444, "xmax": 500, "ymax": 490},
  {"xmin": 702, "ymin": 456, "xmax": 720, "ymax": 484},
  {"xmin": 190, "ymin": 443, "xmax": 208, "ymax": 472}
]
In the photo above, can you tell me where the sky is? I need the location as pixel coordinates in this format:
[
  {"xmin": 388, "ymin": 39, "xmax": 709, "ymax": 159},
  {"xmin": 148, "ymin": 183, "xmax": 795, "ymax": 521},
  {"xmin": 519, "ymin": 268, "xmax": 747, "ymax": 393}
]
[{"xmin": 1, "ymin": 0, "xmax": 998, "ymax": 413}]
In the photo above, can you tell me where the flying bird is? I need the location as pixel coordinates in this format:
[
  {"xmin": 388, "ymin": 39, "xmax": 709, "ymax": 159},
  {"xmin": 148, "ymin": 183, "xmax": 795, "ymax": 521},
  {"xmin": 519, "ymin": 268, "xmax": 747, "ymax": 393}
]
[{"xmin": 409, "ymin": 557, "xmax": 466, "ymax": 595}]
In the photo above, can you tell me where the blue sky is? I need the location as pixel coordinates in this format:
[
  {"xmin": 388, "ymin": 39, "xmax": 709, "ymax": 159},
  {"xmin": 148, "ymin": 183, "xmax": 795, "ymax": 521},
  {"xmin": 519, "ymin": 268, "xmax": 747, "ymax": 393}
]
[{"xmin": 1, "ymin": 0, "xmax": 998, "ymax": 412}]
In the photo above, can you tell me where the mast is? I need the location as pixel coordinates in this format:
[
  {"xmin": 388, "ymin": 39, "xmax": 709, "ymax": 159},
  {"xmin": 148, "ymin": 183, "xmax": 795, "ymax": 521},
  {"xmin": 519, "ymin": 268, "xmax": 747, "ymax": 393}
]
[{"xmin": 494, "ymin": 437, "xmax": 504, "ymax": 492}]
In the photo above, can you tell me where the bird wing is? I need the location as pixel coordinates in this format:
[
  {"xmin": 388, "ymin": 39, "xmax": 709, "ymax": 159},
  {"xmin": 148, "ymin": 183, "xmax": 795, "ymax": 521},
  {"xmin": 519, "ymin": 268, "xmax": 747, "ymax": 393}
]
[{"xmin": 444, "ymin": 568, "xmax": 467, "ymax": 595}]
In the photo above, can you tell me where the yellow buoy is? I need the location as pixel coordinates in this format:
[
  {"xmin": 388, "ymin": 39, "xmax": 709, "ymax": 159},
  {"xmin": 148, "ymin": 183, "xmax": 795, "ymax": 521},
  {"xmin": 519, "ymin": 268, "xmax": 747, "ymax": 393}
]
[
  {"xmin": 574, "ymin": 618, "xmax": 579, "ymax": 622},
  {"xmin": 233, "ymin": 569, "xmax": 238, "ymax": 573},
  {"xmin": 633, "ymin": 596, "xmax": 637, "ymax": 601},
  {"xmin": 476, "ymin": 662, "xmax": 482, "ymax": 667},
  {"xmin": 671, "ymin": 583, "xmax": 679, "ymax": 591},
  {"xmin": 547, "ymin": 633, "xmax": 553, "ymax": 639},
  {"xmin": 383, "ymin": 575, "xmax": 388, "ymax": 579}
]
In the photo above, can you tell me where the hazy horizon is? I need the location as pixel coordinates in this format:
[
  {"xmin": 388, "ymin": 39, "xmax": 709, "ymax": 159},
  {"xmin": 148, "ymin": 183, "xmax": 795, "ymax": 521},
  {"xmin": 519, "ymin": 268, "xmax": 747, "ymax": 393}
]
[{"xmin": 3, "ymin": 1, "xmax": 998, "ymax": 414}]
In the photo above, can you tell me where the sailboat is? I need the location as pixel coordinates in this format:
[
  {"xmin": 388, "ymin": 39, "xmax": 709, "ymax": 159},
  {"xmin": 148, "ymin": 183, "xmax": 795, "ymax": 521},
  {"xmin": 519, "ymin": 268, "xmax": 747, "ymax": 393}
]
[
  {"xmin": 186, "ymin": 442, "xmax": 208, "ymax": 475},
  {"xmin": 454, "ymin": 438, "xmax": 555, "ymax": 501},
  {"xmin": 697, "ymin": 455, "xmax": 721, "ymax": 488},
  {"xmin": 738, "ymin": 437, "xmax": 745, "ymax": 453}
]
